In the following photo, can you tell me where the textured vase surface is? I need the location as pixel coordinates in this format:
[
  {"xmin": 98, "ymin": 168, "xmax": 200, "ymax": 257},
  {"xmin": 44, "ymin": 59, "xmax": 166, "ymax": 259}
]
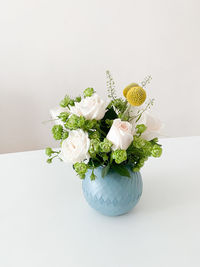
[{"xmin": 82, "ymin": 167, "xmax": 143, "ymax": 216}]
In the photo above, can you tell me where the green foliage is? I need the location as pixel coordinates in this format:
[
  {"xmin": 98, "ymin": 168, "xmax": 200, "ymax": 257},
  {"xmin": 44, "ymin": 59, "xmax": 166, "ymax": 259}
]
[
  {"xmin": 101, "ymin": 164, "xmax": 110, "ymax": 178},
  {"xmin": 90, "ymin": 170, "xmax": 96, "ymax": 181},
  {"xmin": 112, "ymin": 164, "xmax": 130, "ymax": 178},
  {"xmin": 84, "ymin": 87, "xmax": 94, "ymax": 97}
]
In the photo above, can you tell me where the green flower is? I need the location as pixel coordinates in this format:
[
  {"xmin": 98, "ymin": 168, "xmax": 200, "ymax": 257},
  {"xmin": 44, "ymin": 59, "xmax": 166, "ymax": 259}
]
[
  {"xmin": 75, "ymin": 96, "xmax": 81, "ymax": 102},
  {"xmin": 136, "ymin": 124, "xmax": 147, "ymax": 134},
  {"xmin": 69, "ymin": 99, "xmax": 75, "ymax": 106},
  {"xmin": 133, "ymin": 136, "xmax": 146, "ymax": 149},
  {"xmin": 52, "ymin": 125, "xmax": 63, "ymax": 140},
  {"xmin": 46, "ymin": 158, "xmax": 53, "ymax": 164},
  {"xmin": 74, "ymin": 162, "xmax": 88, "ymax": 179},
  {"xmin": 89, "ymin": 139, "xmax": 100, "ymax": 157},
  {"xmin": 84, "ymin": 87, "xmax": 94, "ymax": 97},
  {"xmin": 58, "ymin": 112, "xmax": 70, "ymax": 122},
  {"xmin": 60, "ymin": 96, "xmax": 71, "ymax": 107},
  {"xmin": 45, "ymin": 147, "xmax": 53, "ymax": 156},
  {"xmin": 112, "ymin": 149, "xmax": 127, "ymax": 164},
  {"xmin": 89, "ymin": 131, "xmax": 100, "ymax": 140},
  {"xmin": 151, "ymin": 144, "xmax": 162, "ymax": 157},
  {"xmin": 99, "ymin": 138, "xmax": 112, "ymax": 153},
  {"xmin": 65, "ymin": 115, "xmax": 85, "ymax": 130},
  {"xmin": 62, "ymin": 131, "xmax": 69, "ymax": 140},
  {"xmin": 85, "ymin": 119, "xmax": 98, "ymax": 130}
]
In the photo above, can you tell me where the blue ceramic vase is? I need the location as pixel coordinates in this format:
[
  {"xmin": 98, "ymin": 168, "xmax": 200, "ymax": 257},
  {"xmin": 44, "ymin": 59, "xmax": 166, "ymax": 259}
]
[{"xmin": 82, "ymin": 167, "xmax": 143, "ymax": 216}]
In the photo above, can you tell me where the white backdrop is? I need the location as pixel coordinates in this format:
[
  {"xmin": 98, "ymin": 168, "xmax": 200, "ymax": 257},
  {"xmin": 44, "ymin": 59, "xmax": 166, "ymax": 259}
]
[{"xmin": 0, "ymin": 0, "xmax": 200, "ymax": 154}]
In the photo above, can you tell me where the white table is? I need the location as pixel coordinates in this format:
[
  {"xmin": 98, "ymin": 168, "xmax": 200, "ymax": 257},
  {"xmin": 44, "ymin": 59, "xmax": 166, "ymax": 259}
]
[{"xmin": 0, "ymin": 137, "xmax": 200, "ymax": 267}]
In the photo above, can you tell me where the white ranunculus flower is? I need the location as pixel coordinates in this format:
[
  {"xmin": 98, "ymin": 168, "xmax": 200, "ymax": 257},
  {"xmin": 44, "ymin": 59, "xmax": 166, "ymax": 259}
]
[
  {"xmin": 106, "ymin": 119, "xmax": 133, "ymax": 150},
  {"xmin": 50, "ymin": 106, "xmax": 69, "ymax": 126},
  {"xmin": 60, "ymin": 129, "xmax": 90, "ymax": 164},
  {"xmin": 137, "ymin": 112, "xmax": 164, "ymax": 141},
  {"xmin": 69, "ymin": 93, "xmax": 107, "ymax": 120}
]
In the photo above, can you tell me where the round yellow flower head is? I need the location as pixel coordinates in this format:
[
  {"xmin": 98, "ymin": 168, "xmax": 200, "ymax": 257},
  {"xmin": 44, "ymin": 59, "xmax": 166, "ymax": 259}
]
[
  {"xmin": 126, "ymin": 86, "xmax": 146, "ymax": 106},
  {"xmin": 123, "ymin": 83, "xmax": 139, "ymax": 98}
]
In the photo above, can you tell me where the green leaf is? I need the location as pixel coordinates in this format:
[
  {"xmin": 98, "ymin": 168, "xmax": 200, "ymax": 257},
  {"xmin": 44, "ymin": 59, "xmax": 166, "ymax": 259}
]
[
  {"xmin": 112, "ymin": 165, "xmax": 131, "ymax": 178},
  {"xmin": 103, "ymin": 107, "xmax": 118, "ymax": 120},
  {"xmin": 101, "ymin": 164, "xmax": 110, "ymax": 178}
]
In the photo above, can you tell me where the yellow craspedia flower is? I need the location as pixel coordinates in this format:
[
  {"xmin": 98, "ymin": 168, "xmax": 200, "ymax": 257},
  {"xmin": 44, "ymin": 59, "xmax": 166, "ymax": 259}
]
[
  {"xmin": 123, "ymin": 83, "xmax": 139, "ymax": 98},
  {"xmin": 126, "ymin": 86, "xmax": 146, "ymax": 106}
]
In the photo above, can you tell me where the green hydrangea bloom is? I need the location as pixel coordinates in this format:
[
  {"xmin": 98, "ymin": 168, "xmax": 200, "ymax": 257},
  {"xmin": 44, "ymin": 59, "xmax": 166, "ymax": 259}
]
[
  {"xmin": 85, "ymin": 119, "xmax": 98, "ymax": 130},
  {"xmin": 89, "ymin": 139, "xmax": 100, "ymax": 157},
  {"xmin": 65, "ymin": 115, "xmax": 85, "ymax": 130},
  {"xmin": 89, "ymin": 131, "xmax": 100, "ymax": 140},
  {"xmin": 84, "ymin": 87, "xmax": 94, "ymax": 97},
  {"xmin": 62, "ymin": 131, "xmax": 69, "ymax": 140},
  {"xmin": 151, "ymin": 144, "xmax": 162, "ymax": 157},
  {"xmin": 112, "ymin": 149, "xmax": 127, "ymax": 164},
  {"xmin": 45, "ymin": 147, "xmax": 53, "ymax": 156},
  {"xmin": 99, "ymin": 138, "xmax": 112, "ymax": 153},
  {"xmin": 133, "ymin": 136, "xmax": 146, "ymax": 149},
  {"xmin": 69, "ymin": 99, "xmax": 75, "ymax": 106},
  {"xmin": 46, "ymin": 158, "xmax": 53, "ymax": 164},
  {"xmin": 52, "ymin": 125, "xmax": 63, "ymax": 140},
  {"xmin": 136, "ymin": 124, "xmax": 147, "ymax": 134},
  {"xmin": 75, "ymin": 96, "xmax": 81, "ymax": 102},
  {"xmin": 58, "ymin": 112, "xmax": 70, "ymax": 122},
  {"xmin": 74, "ymin": 162, "xmax": 88, "ymax": 179},
  {"xmin": 60, "ymin": 96, "xmax": 71, "ymax": 107}
]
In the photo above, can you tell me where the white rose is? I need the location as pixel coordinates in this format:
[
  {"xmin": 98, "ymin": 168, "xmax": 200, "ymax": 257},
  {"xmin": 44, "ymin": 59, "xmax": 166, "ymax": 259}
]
[
  {"xmin": 69, "ymin": 93, "xmax": 107, "ymax": 120},
  {"xmin": 60, "ymin": 129, "xmax": 90, "ymax": 164},
  {"xmin": 50, "ymin": 106, "xmax": 69, "ymax": 126},
  {"xmin": 106, "ymin": 119, "xmax": 133, "ymax": 150},
  {"xmin": 137, "ymin": 112, "xmax": 164, "ymax": 141}
]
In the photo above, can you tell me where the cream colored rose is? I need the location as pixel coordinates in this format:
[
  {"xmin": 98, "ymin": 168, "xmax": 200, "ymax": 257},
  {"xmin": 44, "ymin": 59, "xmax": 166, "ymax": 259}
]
[
  {"xmin": 137, "ymin": 112, "xmax": 164, "ymax": 141},
  {"xmin": 60, "ymin": 129, "xmax": 90, "ymax": 164},
  {"xmin": 50, "ymin": 106, "xmax": 69, "ymax": 126},
  {"xmin": 106, "ymin": 119, "xmax": 133, "ymax": 150},
  {"xmin": 69, "ymin": 94, "xmax": 107, "ymax": 120}
]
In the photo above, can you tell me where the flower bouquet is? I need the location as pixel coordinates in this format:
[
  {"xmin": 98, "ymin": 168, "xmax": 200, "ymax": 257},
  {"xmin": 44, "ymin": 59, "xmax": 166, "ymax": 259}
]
[{"xmin": 45, "ymin": 71, "xmax": 163, "ymax": 216}]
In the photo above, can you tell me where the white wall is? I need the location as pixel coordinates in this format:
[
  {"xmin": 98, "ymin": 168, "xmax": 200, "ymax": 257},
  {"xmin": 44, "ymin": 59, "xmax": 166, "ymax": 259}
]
[{"xmin": 0, "ymin": 0, "xmax": 200, "ymax": 154}]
